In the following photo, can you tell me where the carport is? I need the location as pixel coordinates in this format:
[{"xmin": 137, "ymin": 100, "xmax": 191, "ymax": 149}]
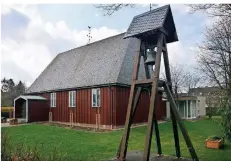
[{"xmin": 14, "ymin": 95, "xmax": 49, "ymax": 123}]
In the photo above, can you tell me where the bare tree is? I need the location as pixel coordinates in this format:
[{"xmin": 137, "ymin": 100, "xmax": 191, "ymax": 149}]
[
  {"xmin": 161, "ymin": 63, "xmax": 188, "ymax": 97},
  {"xmin": 188, "ymin": 4, "xmax": 231, "ymax": 18},
  {"xmin": 161, "ymin": 63, "xmax": 203, "ymax": 97},
  {"xmin": 197, "ymin": 17, "xmax": 231, "ymax": 95},
  {"xmin": 185, "ymin": 71, "xmax": 204, "ymax": 92},
  {"xmin": 189, "ymin": 5, "xmax": 231, "ymax": 140},
  {"xmin": 170, "ymin": 64, "xmax": 188, "ymax": 97},
  {"xmin": 94, "ymin": 4, "xmax": 157, "ymax": 16}
]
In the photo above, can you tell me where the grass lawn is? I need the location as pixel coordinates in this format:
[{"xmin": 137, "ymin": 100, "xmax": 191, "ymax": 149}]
[{"xmin": 2, "ymin": 119, "xmax": 231, "ymax": 161}]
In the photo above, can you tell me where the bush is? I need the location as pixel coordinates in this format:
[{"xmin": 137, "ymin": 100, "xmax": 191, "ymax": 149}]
[
  {"xmin": 1, "ymin": 131, "xmax": 69, "ymax": 161},
  {"xmin": 1, "ymin": 131, "xmax": 12, "ymax": 161},
  {"xmin": 207, "ymin": 135, "xmax": 223, "ymax": 141},
  {"xmin": 1, "ymin": 112, "xmax": 10, "ymax": 118},
  {"xmin": 206, "ymin": 107, "xmax": 220, "ymax": 118},
  {"xmin": 218, "ymin": 98, "xmax": 231, "ymax": 141}
]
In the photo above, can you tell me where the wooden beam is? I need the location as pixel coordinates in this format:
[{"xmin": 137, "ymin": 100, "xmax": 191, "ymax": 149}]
[
  {"xmin": 135, "ymin": 79, "xmax": 168, "ymax": 88},
  {"xmin": 116, "ymin": 87, "xmax": 142, "ymax": 158},
  {"xmin": 159, "ymin": 28, "xmax": 168, "ymax": 36},
  {"xmin": 162, "ymin": 47, "xmax": 167, "ymax": 52},
  {"xmin": 153, "ymin": 92, "xmax": 162, "ymax": 155},
  {"xmin": 135, "ymin": 79, "xmax": 154, "ymax": 85},
  {"xmin": 119, "ymin": 39, "xmax": 142, "ymax": 161},
  {"xmin": 164, "ymin": 83, "xmax": 199, "ymax": 161},
  {"xmin": 132, "ymin": 40, "xmax": 142, "ymax": 80},
  {"xmin": 162, "ymin": 35, "xmax": 181, "ymax": 158},
  {"xmin": 143, "ymin": 46, "xmax": 162, "ymax": 156},
  {"xmin": 143, "ymin": 32, "xmax": 164, "ymax": 161}
]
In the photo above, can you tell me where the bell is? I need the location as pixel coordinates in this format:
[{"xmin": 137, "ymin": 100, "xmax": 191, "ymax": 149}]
[{"xmin": 145, "ymin": 48, "xmax": 156, "ymax": 65}]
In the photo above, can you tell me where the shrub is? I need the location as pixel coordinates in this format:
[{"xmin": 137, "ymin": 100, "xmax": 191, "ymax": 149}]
[
  {"xmin": 207, "ymin": 135, "xmax": 223, "ymax": 141},
  {"xmin": 218, "ymin": 97, "xmax": 231, "ymax": 141},
  {"xmin": 1, "ymin": 112, "xmax": 10, "ymax": 118},
  {"xmin": 206, "ymin": 107, "xmax": 220, "ymax": 118},
  {"xmin": 1, "ymin": 131, "xmax": 12, "ymax": 161}
]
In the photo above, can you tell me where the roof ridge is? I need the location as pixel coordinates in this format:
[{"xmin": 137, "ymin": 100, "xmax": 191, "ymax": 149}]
[{"xmin": 133, "ymin": 4, "xmax": 170, "ymax": 19}]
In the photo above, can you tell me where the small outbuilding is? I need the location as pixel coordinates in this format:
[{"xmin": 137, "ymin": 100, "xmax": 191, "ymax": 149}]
[{"xmin": 14, "ymin": 95, "xmax": 49, "ymax": 123}]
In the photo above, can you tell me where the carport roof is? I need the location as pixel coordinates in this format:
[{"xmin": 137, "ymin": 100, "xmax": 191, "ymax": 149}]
[{"xmin": 14, "ymin": 95, "xmax": 47, "ymax": 101}]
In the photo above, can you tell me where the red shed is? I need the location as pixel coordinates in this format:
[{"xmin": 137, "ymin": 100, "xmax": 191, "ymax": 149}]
[{"xmin": 14, "ymin": 95, "xmax": 49, "ymax": 123}]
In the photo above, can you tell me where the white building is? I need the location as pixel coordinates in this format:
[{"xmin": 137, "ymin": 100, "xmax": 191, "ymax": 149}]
[{"xmin": 165, "ymin": 86, "xmax": 219, "ymax": 120}]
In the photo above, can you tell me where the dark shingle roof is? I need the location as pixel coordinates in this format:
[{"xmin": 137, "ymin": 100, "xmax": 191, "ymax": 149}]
[
  {"xmin": 124, "ymin": 5, "xmax": 178, "ymax": 43},
  {"xmin": 27, "ymin": 33, "xmax": 151, "ymax": 93}
]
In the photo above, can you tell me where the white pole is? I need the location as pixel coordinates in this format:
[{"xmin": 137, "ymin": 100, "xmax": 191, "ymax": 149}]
[
  {"xmin": 190, "ymin": 101, "xmax": 192, "ymax": 119},
  {"xmin": 26, "ymin": 99, "xmax": 28, "ymax": 123},
  {"xmin": 184, "ymin": 101, "xmax": 186, "ymax": 119},
  {"xmin": 186, "ymin": 100, "xmax": 188, "ymax": 119}
]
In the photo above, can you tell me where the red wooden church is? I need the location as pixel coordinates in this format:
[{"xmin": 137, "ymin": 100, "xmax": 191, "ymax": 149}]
[{"xmin": 14, "ymin": 33, "xmax": 166, "ymax": 129}]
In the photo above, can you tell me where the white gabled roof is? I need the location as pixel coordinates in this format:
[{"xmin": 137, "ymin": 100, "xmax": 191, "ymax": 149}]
[{"xmin": 14, "ymin": 95, "xmax": 47, "ymax": 101}]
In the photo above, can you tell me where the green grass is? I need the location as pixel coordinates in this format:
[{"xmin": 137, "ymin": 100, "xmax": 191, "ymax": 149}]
[{"xmin": 2, "ymin": 119, "xmax": 231, "ymax": 161}]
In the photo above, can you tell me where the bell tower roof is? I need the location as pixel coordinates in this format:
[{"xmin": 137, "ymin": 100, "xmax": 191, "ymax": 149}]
[{"xmin": 123, "ymin": 5, "xmax": 178, "ymax": 44}]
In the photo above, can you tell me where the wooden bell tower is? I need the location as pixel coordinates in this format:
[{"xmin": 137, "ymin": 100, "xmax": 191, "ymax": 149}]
[{"xmin": 116, "ymin": 5, "xmax": 199, "ymax": 161}]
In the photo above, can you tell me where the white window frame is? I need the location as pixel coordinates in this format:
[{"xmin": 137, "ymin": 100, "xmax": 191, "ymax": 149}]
[
  {"xmin": 69, "ymin": 91, "xmax": 76, "ymax": 107},
  {"xmin": 92, "ymin": 88, "xmax": 100, "ymax": 107},
  {"xmin": 50, "ymin": 93, "xmax": 56, "ymax": 107}
]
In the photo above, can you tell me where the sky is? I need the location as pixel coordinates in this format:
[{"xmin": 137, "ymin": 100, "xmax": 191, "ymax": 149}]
[{"xmin": 1, "ymin": 4, "xmax": 210, "ymax": 87}]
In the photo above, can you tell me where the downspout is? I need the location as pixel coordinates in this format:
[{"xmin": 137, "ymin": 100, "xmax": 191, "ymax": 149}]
[{"xmin": 109, "ymin": 85, "xmax": 114, "ymax": 129}]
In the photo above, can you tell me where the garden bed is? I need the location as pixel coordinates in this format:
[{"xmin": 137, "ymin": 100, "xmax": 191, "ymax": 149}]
[
  {"xmin": 9, "ymin": 118, "xmax": 18, "ymax": 125},
  {"xmin": 206, "ymin": 136, "xmax": 224, "ymax": 149}
]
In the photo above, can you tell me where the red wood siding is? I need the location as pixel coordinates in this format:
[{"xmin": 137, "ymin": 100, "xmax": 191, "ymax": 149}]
[
  {"xmin": 35, "ymin": 85, "xmax": 166, "ymax": 127},
  {"xmin": 39, "ymin": 87, "xmax": 111, "ymax": 125},
  {"xmin": 114, "ymin": 87, "xmax": 166, "ymax": 126},
  {"xmin": 28, "ymin": 100, "xmax": 49, "ymax": 122}
]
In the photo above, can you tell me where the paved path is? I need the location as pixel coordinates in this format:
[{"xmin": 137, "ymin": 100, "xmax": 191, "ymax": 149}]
[{"xmin": 1, "ymin": 123, "xmax": 30, "ymax": 128}]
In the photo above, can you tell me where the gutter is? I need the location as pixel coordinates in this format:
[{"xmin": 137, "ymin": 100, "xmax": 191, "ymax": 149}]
[
  {"xmin": 27, "ymin": 83, "xmax": 131, "ymax": 95},
  {"xmin": 109, "ymin": 85, "xmax": 114, "ymax": 129}
]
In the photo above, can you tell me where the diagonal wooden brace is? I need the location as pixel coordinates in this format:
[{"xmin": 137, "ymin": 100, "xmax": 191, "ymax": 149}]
[
  {"xmin": 118, "ymin": 39, "xmax": 142, "ymax": 161},
  {"xmin": 164, "ymin": 83, "xmax": 199, "ymax": 161},
  {"xmin": 162, "ymin": 35, "xmax": 181, "ymax": 158},
  {"xmin": 116, "ymin": 87, "xmax": 142, "ymax": 158},
  {"xmin": 142, "ymin": 32, "xmax": 164, "ymax": 161}
]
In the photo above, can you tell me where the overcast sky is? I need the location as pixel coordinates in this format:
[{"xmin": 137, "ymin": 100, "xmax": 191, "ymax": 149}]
[{"xmin": 1, "ymin": 4, "xmax": 210, "ymax": 87}]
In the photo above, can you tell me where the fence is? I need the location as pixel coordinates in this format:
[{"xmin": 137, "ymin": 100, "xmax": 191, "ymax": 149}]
[{"xmin": 1, "ymin": 107, "xmax": 14, "ymax": 118}]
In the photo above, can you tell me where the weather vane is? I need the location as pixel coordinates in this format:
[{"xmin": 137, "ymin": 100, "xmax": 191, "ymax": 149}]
[{"xmin": 87, "ymin": 26, "xmax": 92, "ymax": 44}]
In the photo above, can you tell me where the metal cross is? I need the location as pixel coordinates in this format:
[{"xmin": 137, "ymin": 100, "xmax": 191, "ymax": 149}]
[{"xmin": 87, "ymin": 26, "xmax": 92, "ymax": 44}]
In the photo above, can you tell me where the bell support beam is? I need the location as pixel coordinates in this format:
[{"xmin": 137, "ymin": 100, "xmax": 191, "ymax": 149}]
[
  {"xmin": 152, "ymin": 92, "xmax": 162, "ymax": 156},
  {"xmin": 143, "ymin": 49, "xmax": 162, "ymax": 156},
  {"xmin": 163, "ymin": 82, "xmax": 199, "ymax": 161},
  {"xmin": 116, "ymin": 87, "xmax": 142, "ymax": 158},
  {"xmin": 142, "ymin": 32, "xmax": 164, "ymax": 161},
  {"xmin": 135, "ymin": 79, "xmax": 170, "ymax": 87},
  {"xmin": 162, "ymin": 36, "xmax": 181, "ymax": 158},
  {"xmin": 119, "ymin": 39, "xmax": 142, "ymax": 161}
]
